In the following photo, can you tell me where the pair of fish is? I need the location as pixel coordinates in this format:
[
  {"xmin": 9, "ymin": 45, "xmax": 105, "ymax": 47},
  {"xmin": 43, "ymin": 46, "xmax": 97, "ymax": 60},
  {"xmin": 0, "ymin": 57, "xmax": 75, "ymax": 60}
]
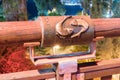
[{"xmin": 56, "ymin": 16, "xmax": 88, "ymax": 38}]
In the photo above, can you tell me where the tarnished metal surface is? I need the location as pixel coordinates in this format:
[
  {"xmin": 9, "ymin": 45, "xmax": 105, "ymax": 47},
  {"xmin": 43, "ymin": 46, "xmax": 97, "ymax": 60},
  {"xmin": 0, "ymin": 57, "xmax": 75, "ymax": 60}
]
[
  {"xmin": 39, "ymin": 16, "xmax": 94, "ymax": 47},
  {"xmin": 55, "ymin": 16, "xmax": 89, "ymax": 38}
]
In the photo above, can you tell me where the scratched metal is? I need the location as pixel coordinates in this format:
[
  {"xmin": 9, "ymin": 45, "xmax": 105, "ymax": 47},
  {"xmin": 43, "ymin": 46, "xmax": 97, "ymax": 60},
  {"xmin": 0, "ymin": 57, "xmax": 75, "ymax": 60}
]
[{"xmin": 40, "ymin": 16, "xmax": 94, "ymax": 47}]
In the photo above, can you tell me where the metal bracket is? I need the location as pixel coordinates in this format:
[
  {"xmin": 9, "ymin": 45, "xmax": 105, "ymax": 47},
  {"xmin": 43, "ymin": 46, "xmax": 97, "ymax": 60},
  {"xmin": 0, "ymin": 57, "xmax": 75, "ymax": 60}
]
[
  {"xmin": 23, "ymin": 37, "xmax": 105, "ymax": 65},
  {"xmin": 23, "ymin": 40, "xmax": 96, "ymax": 65},
  {"xmin": 23, "ymin": 41, "xmax": 97, "ymax": 80},
  {"xmin": 34, "ymin": 40, "xmax": 96, "ymax": 65},
  {"xmin": 24, "ymin": 42, "xmax": 40, "ymax": 63}
]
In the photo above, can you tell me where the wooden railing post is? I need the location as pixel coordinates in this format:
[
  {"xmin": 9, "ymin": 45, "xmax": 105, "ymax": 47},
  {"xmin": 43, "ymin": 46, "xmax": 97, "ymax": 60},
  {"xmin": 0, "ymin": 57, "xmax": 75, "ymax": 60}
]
[
  {"xmin": 101, "ymin": 75, "xmax": 112, "ymax": 80},
  {"xmin": 56, "ymin": 60, "xmax": 77, "ymax": 80},
  {"xmin": 77, "ymin": 73, "xmax": 85, "ymax": 80}
]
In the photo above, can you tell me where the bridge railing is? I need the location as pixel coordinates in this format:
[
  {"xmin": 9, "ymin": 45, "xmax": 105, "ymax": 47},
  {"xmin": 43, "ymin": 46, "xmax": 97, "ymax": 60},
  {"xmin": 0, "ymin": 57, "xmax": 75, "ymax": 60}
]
[{"xmin": 0, "ymin": 58, "xmax": 120, "ymax": 80}]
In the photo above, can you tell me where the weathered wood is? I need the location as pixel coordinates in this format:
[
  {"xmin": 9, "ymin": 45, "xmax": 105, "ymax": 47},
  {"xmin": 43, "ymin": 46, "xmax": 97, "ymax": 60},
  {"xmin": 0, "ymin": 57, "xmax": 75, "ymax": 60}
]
[
  {"xmin": 0, "ymin": 20, "xmax": 42, "ymax": 44},
  {"xmin": 79, "ymin": 58, "xmax": 120, "ymax": 72},
  {"xmin": 0, "ymin": 70, "xmax": 55, "ymax": 80},
  {"xmin": 86, "ymin": 79, "xmax": 93, "ymax": 80},
  {"xmin": 84, "ymin": 67, "xmax": 120, "ymax": 79},
  {"xmin": 79, "ymin": 58, "xmax": 120, "ymax": 79},
  {"xmin": 72, "ymin": 73, "xmax": 77, "ymax": 80},
  {"xmin": 101, "ymin": 75, "xmax": 112, "ymax": 80},
  {"xmin": 93, "ymin": 18, "xmax": 120, "ymax": 38},
  {"xmin": 56, "ymin": 60, "xmax": 77, "ymax": 80},
  {"xmin": 1, "ymin": 58, "xmax": 120, "ymax": 80},
  {"xmin": 77, "ymin": 73, "xmax": 85, "ymax": 80}
]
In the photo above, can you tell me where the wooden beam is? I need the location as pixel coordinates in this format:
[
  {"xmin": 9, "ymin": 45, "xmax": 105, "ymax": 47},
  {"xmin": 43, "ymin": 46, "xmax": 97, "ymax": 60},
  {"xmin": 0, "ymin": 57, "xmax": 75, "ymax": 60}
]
[
  {"xmin": 0, "ymin": 69, "xmax": 55, "ymax": 80},
  {"xmin": 93, "ymin": 18, "xmax": 120, "ymax": 37},
  {"xmin": 79, "ymin": 58, "xmax": 120, "ymax": 79},
  {"xmin": 0, "ymin": 20, "xmax": 42, "ymax": 44},
  {"xmin": 84, "ymin": 67, "xmax": 120, "ymax": 79},
  {"xmin": 1, "ymin": 59, "xmax": 120, "ymax": 80},
  {"xmin": 0, "ymin": 16, "xmax": 120, "ymax": 46}
]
